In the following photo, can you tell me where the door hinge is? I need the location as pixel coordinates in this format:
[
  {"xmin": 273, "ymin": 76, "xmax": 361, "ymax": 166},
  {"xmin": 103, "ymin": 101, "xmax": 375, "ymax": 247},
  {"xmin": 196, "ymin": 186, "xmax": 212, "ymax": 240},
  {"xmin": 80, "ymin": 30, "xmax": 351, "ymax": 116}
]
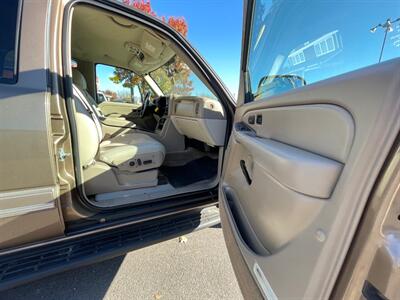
[{"xmin": 57, "ymin": 148, "xmax": 71, "ymax": 161}]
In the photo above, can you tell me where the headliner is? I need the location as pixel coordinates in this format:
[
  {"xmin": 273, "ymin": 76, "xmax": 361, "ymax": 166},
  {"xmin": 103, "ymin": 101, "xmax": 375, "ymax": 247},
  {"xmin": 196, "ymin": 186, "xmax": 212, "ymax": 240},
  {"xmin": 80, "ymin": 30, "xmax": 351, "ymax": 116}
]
[{"xmin": 71, "ymin": 5, "xmax": 176, "ymax": 75}]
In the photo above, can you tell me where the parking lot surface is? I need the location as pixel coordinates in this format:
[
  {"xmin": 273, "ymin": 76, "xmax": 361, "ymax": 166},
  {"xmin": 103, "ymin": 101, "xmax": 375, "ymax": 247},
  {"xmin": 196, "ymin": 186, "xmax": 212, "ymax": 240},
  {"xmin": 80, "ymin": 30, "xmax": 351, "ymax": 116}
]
[{"xmin": 2, "ymin": 225, "xmax": 243, "ymax": 300}]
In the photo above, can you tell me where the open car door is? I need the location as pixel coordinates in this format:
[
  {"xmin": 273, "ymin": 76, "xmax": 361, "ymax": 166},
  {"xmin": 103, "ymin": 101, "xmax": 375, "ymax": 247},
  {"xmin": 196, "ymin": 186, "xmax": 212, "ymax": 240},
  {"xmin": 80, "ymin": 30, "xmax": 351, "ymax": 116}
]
[{"xmin": 220, "ymin": 1, "xmax": 400, "ymax": 299}]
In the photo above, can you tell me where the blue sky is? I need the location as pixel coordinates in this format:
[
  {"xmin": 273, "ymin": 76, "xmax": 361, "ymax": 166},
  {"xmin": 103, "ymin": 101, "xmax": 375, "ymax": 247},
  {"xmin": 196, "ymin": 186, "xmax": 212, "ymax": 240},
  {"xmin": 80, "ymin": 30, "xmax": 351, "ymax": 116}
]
[
  {"xmin": 150, "ymin": 0, "xmax": 243, "ymax": 96},
  {"xmin": 97, "ymin": 0, "xmax": 243, "ymax": 97}
]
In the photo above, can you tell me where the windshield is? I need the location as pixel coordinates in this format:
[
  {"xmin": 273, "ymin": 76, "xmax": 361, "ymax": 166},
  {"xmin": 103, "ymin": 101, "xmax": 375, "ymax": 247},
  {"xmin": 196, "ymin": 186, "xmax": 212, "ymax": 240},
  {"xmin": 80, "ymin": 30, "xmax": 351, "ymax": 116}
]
[
  {"xmin": 150, "ymin": 56, "xmax": 217, "ymax": 99},
  {"xmin": 96, "ymin": 64, "xmax": 154, "ymax": 104},
  {"xmin": 248, "ymin": 0, "xmax": 400, "ymax": 100}
]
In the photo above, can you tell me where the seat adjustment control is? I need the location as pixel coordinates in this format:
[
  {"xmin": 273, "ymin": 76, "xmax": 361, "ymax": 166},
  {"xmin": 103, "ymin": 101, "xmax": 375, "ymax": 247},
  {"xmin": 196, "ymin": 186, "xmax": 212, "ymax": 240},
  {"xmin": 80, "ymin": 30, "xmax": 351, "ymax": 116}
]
[{"xmin": 256, "ymin": 114, "xmax": 263, "ymax": 124}]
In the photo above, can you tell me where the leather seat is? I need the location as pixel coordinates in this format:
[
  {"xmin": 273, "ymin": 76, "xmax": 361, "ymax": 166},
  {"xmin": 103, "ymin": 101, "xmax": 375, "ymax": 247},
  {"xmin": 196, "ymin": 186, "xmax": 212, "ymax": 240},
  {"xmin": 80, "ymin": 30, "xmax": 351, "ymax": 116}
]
[{"xmin": 72, "ymin": 69, "xmax": 165, "ymax": 195}]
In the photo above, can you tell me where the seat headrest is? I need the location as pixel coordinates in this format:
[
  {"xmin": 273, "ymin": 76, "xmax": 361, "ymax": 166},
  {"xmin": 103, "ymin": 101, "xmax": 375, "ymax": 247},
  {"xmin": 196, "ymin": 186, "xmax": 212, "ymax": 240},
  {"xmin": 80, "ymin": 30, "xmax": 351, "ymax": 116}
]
[{"xmin": 72, "ymin": 69, "xmax": 87, "ymax": 90}]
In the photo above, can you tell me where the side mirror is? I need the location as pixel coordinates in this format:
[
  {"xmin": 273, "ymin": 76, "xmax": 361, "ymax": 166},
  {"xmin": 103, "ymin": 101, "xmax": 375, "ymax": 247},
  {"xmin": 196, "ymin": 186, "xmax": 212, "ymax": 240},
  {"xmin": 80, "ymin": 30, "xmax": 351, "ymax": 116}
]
[{"xmin": 255, "ymin": 75, "xmax": 306, "ymax": 98}]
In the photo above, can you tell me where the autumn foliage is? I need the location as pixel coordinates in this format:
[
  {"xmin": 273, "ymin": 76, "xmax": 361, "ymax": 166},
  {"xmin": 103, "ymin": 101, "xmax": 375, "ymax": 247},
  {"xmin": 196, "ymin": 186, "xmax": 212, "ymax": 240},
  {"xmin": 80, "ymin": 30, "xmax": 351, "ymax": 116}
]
[
  {"xmin": 123, "ymin": 0, "xmax": 156, "ymax": 16},
  {"xmin": 123, "ymin": 0, "xmax": 188, "ymax": 37},
  {"xmin": 163, "ymin": 16, "xmax": 188, "ymax": 37}
]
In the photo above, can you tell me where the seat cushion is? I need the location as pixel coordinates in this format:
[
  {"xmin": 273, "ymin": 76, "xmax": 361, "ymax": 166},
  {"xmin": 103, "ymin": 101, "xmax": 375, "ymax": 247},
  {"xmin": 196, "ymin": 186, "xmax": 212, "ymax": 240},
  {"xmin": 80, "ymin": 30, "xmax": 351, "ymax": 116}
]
[{"xmin": 99, "ymin": 133, "xmax": 165, "ymax": 172}]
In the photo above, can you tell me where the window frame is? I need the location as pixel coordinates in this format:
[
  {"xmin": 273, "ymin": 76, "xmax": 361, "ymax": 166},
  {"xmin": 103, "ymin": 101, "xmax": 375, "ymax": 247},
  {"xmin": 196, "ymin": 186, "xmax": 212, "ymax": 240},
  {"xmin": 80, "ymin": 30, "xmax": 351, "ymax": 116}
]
[
  {"xmin": 0, "ymin": 0, "xmax": 23, "ymax": 85},
  {"xmin": 240, "ymin": 0, "xmax": 256, "ymax": 103}
]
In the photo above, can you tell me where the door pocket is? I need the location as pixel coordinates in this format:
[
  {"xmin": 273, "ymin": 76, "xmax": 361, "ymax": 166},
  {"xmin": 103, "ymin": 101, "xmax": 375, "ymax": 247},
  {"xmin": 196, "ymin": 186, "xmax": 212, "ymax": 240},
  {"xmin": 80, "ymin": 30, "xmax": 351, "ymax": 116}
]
[{"xmin": 222, "ymin": 186, "xmax": 270, "ymax": 256}]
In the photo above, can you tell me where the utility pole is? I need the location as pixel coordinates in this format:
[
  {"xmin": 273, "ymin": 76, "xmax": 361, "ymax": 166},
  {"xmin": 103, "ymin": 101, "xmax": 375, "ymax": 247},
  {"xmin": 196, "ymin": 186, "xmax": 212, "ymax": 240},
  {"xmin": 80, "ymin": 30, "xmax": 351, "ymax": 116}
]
[{"xmin": 370, "ymin": 17, "xmax": 400, "ymax": 63}]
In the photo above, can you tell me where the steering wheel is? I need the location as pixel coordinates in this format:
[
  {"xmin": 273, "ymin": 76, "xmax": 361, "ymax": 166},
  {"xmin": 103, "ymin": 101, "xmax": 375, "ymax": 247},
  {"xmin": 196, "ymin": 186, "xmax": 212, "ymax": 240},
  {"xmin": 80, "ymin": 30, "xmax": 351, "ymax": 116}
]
[{"xmin": 140, "ymin": 91, "xmax": 151, "ymax": 118}]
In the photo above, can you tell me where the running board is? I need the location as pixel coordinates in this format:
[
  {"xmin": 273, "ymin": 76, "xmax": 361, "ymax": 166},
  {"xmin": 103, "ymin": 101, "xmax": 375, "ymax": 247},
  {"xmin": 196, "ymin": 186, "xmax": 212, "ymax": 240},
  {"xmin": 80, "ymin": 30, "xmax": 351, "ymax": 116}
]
[{"xmin": 0, "ymin": 206, "xmax": 220, "ymax": 291}]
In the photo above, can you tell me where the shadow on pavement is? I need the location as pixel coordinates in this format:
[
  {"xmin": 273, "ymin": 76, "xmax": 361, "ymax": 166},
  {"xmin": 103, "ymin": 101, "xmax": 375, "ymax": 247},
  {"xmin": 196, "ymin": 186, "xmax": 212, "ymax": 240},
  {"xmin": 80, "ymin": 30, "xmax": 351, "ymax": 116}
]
[{"xmin": 2, "ymin": 255, "xmax": 126, "ymax": 300}]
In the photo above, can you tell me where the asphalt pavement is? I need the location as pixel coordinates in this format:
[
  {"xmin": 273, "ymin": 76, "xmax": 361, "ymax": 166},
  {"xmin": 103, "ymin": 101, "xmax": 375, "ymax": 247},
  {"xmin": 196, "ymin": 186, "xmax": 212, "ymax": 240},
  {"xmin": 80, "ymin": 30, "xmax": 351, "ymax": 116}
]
[{"xmin": 1, "ymin": 224, "xmax": 243, "ymax": 300}]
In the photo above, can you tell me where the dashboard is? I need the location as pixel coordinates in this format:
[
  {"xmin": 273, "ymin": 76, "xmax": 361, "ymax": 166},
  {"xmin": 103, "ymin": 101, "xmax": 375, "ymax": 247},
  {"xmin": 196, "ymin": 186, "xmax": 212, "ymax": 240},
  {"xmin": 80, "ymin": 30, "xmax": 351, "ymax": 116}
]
[{"xmin": 168, "ymin": 96, "xmax": 227, "ymax": 146}]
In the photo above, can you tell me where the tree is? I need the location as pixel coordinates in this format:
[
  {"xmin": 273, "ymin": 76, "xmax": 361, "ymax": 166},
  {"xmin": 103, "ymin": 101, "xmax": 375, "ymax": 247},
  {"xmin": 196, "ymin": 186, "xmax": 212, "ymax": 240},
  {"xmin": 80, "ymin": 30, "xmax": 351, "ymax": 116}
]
[
  {"xmin": 123, "ymin": 0, "xmax": 156, "ymax": 16},
  {"xmin": 122, "ymin": 0, "xmax": 188, "ymax": 37},
  {"xmin": 111, "ymin": 0, "xmax": 193, "ymax": 97},
  {"xmin": 149, "ymin": 55, "xmax": 193, "ymax": 95},
  {"xmin": 109, "ymin": 67, "xmax": 143, "ymax": 100}
]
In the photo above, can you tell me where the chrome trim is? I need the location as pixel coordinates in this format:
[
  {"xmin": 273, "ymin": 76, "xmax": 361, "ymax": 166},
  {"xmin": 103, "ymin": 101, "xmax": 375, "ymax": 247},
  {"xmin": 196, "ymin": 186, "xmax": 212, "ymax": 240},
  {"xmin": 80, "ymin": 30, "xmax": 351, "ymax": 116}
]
[
  {"xmin": 0, "ymin": 186, "xmax": 58, "ymax": 219},
  {"xmin": 0, "ymin": 202, "xmax": 55, "ymax": 219}
]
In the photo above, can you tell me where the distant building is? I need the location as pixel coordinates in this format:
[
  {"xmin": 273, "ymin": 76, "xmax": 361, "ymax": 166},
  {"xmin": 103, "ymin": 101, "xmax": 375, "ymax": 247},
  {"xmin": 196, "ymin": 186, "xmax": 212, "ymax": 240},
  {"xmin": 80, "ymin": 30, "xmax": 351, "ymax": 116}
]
[{"xmin": 286, "ymin": 30, "xmax": 343, "ymax": 77}]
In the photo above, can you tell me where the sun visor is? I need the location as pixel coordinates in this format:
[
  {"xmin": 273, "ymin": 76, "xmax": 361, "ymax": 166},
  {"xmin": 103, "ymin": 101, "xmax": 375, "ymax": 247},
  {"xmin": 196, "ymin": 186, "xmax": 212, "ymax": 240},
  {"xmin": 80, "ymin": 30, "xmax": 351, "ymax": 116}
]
[{"xmin": 141, "ymin": 31, "xmax": 164, "ymax": 59}]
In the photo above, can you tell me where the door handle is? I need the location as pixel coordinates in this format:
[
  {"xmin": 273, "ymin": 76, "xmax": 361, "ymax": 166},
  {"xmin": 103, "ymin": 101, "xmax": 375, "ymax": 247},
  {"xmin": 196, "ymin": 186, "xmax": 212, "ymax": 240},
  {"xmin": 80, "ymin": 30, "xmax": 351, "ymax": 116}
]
[{"xmin": 240, "ymin": 160, "xmax": 252, "ymax": 185}]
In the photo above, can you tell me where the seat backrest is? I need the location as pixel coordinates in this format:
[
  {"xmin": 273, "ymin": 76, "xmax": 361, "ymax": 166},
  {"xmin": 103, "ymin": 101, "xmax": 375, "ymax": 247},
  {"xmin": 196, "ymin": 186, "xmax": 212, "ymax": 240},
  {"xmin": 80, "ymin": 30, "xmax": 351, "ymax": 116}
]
[
  {"xmin": 72, "ymin": 69, "xmax": 102, "ymax": 114},
  {"xmin": 72, "ymin": 69, "xmax": 104, "ymax": 168},
  {"xmin": 72, "ymin": 84, "xmax": 103, "ymax": 139},
  {"xmin": 72, "ymin": 85, "xmax": 101, "ymax": 168}
]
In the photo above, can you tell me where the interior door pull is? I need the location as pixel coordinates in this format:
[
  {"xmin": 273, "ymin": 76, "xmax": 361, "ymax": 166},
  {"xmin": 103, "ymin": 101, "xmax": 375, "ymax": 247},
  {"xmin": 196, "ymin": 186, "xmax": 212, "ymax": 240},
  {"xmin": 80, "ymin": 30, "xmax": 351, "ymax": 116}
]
[{"xmin": 240, "ymin": 160, "xmax": 252, "ymax": 185}]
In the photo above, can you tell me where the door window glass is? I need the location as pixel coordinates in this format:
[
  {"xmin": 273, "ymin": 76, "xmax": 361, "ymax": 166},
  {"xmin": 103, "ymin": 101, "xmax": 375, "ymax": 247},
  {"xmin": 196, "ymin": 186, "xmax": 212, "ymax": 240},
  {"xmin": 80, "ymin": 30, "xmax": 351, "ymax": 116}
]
[
  {"xmin": 0, "ymin": 0, "xmax": 21, "ymax": 84},
  {"xmin": 247, "ymin": 0, "xmax": 400, "ymax": 101}
]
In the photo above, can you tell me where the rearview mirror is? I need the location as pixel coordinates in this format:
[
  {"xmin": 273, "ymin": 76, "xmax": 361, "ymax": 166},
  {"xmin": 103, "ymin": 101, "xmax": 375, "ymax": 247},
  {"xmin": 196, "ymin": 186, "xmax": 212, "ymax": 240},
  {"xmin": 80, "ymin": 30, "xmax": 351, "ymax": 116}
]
[{"xmin": 255, "ymin": 74, "xmax": 306, "ymax": 98}]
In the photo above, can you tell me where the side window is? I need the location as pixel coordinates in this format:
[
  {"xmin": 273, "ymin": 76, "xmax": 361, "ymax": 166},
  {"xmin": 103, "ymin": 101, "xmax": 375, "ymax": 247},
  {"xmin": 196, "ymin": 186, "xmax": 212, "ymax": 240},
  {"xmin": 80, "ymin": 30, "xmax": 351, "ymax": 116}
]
[
  {"xmin": 95, "ymin": 64, "xmax": 153, "ymax": 104},
  {"xmin": 0, "ymin": 0, "xmax": 21, "ymax": 84},
  {"xmin": 247, "ymin": 0, "xmax": 400, "ymax": 101}
]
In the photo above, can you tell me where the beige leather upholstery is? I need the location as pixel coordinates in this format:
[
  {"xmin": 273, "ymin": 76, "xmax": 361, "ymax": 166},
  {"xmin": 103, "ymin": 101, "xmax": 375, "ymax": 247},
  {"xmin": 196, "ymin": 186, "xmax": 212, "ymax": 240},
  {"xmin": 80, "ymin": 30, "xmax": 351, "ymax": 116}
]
[
  {"xmin": 72, "ymin": 69, "xmax": 166, "ymax": 195},
  {"xmin": 72, "ymin": 69, "xmax": 98, "ymax": 110},
  {"xmin": 72, "ymin": 68, "xmax": 87, "ymax": 90},
  {"xmin": 100, "ymin": 134, "xmax": 165, "ymax": 172},
  {"xmin": 73, "ymin": 85, "xmax": 102, "ymax": 167}
]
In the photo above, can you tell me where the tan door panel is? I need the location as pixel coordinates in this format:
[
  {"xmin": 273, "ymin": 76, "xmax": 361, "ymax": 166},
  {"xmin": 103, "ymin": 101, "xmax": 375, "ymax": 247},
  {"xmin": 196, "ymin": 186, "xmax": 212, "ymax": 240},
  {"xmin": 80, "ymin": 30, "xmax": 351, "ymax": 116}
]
[
  {"xmin": 232, "ymin": 129, "xmax": 343, "ymax": 198},
  {"xmin": 241, "ymin": 104, "xmax": 355, "ymax": 162},
  {"xmin": 220, "ymin": 60, "xmax": 400, "ymax": 299}
]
